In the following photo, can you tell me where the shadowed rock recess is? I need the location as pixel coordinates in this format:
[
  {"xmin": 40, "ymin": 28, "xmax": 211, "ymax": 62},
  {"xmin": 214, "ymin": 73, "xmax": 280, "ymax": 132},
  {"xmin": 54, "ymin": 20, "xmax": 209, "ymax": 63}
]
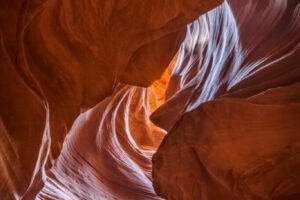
[{"xmin": 0, "ymin": 0, "xmax": 299, "ymax": 199}]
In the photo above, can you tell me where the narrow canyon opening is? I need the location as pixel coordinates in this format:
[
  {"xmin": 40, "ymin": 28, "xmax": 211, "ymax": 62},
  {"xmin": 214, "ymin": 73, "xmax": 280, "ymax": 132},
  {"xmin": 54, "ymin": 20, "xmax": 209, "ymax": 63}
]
[{"xmin": 1, "ymin": 0, "xmax": 300, "ymax": 200}]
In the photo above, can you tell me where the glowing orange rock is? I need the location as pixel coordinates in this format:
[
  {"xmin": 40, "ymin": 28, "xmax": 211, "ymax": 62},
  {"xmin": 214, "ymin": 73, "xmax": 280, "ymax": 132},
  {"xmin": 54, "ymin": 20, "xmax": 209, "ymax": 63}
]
[
  {"xmin": 0, "ymin": 0, "xmax": 223, "ymax": 199},
  {"xmin": 152, "ymin": 0, "xmax": 300, "ymax": 199}
]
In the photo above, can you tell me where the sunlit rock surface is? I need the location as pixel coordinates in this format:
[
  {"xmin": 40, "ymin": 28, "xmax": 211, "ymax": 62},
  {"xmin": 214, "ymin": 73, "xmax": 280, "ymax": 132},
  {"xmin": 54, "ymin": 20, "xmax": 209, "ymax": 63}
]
[
  {"xmin": 37, "ymin": 84, "xmax": 165, "ymax": 200},
  {"xmin": 152, "ymin": 0, "xmax": 300, "ymax": 199},
  {"xmin": 1, "ymin": 0, "xmax": 299, "ymax": 199},
  {"xmin": 0, "ymin": 0, "xmax": 223, "ymax": 199}
]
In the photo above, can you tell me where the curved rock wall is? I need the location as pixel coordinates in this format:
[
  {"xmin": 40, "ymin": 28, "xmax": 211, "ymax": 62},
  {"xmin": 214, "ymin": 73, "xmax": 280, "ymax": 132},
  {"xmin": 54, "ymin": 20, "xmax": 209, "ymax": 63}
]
[
  {"xmin": 37, "ymin": 84, "xmax": 165, "ymax": 200},
  {"xmin": 1, "ymin": 0, "xmax": 299, "ymax": 199},
  {"xmin": 0, "ymin": 0, "xmax": 223, "ymax": 199},
  {"xmin": 152, "ymin": 0, "xmax": 300, "ymax": 199}
]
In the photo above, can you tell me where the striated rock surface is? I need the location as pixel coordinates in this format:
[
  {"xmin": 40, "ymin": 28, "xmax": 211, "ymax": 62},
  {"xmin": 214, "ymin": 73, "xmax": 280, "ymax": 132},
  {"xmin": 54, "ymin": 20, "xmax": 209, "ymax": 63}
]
[
  {"xmin": 37, "ymin": 84, "xmax": 165, "ymax": 200},
  {"xmin": 1, "ymin": 0, "xmax": 300, "ymax": 199},
  {"xmin": 152, "ymin": 0, "xmax": 300, "ymax": 199},
  {"xmin": 0, "ymin": 0, "xmax": 223, "ymax": 199}
]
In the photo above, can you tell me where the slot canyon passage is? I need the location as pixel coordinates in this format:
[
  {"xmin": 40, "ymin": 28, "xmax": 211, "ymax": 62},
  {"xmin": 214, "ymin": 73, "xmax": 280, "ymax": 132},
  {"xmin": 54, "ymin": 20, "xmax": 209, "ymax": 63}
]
[{"xmin": 1, "ymin": 0, "xmax": 300, "ymax": 199}]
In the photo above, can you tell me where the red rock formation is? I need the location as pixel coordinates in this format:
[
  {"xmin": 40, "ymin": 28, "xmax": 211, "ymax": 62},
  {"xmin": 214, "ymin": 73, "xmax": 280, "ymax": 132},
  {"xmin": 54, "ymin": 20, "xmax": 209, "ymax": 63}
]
[
  {"xmin": 152, "ymin": 0, "xmax": 300, "ymax": 199},
  {"xmin": 1, "ymin": 0, "xmax": 299, "ymax": 199},
  {"xmin": 0, "ymin": 0, "xmax": 223, "ymax": 199},
  {"xmin": 36, "ymin": 84, "xmax": 165, "ymax": 199}
]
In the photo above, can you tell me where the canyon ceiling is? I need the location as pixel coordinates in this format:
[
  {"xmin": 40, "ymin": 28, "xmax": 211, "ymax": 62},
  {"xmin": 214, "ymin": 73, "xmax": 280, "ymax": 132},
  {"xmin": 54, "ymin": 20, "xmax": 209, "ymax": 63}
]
[{"xmin": 0, "ymin": 0, "xmax": 300, "ymax": 200}]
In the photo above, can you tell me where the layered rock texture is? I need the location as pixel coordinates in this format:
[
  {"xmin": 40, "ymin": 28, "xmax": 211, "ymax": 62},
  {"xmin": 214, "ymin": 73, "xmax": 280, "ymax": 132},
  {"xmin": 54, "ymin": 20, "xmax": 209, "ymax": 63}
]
[
  {"xmin": 0, "ymin": 0, "xmax": 299, "ymax": 199},
  {"xmin": 152, "ymin": 0, "xmax": 300, "ymax": 199}
]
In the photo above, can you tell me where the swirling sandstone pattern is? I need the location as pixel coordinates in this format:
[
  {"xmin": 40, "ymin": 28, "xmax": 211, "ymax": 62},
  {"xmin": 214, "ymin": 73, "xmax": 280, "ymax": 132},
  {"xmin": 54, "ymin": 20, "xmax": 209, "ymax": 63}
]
[
  {"xmin": 0, "ymin": 0, "xmax": 222, "ymax": 199},
  {"xmin": 37, "ymin": 84, "xmax": 165, "ymax": 199},
  {"xmin": 1, "ymin": 0, "xmax": 299, "ymax": 199},
  {"xmin": 152, "ymin": 0, "xmax": 300, "ymax": 199}
]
